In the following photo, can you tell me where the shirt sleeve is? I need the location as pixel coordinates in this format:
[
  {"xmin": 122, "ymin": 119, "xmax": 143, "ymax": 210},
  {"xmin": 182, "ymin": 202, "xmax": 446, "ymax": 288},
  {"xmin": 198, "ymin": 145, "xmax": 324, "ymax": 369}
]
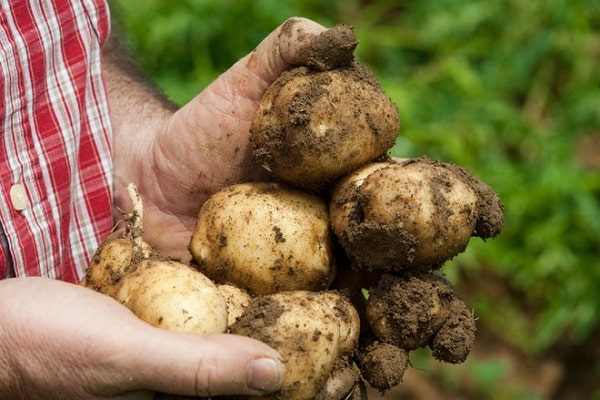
[{"xmin": 0, "ymin": 0, "xmax": 114, "ymax": 283}]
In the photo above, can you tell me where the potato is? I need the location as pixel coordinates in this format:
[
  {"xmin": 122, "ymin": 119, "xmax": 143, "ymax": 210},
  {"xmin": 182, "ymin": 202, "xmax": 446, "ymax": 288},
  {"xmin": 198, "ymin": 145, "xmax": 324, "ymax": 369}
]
[
  {"xmin": 82, "ymin": 234, "xmax": 153, "ymax": 297},
  {"xmin": 314, "ymin": 359, "xmax": 363, "ymax": 400},
  {"xmin": 217, "ymin": 284, "xmax": 252, "ymax": 327},
  {"xmin": 365, "ymin": 272, "xmax": 475, "ymax": 364},
  {"xmin": 330, "ymin": 157, "xmax": 504, "ymax": 271},
  {"xmin": 115, "ymin": 258, "xmax": 228, "ymax": 335},
  {"xmin": 229, "ymin": 290, "xmax": 360, "ymax": 400},
  {"xmin": 430, "ymin": 298, "xmax": 476, "ymax": 364},
  {"xmin": 189, "ymin": 182, "xmax": 336, "ymax": 296},
  {"xmin": 250, "ymin": 61, "xmax": 399, "ymax": 192},
  {"xmin": 366, "ymin": 273, "xmax": 454, "ymax": 351},
  {"xmin": 356, "ymin": 342, "xmax": 409, "ymax": 393}
]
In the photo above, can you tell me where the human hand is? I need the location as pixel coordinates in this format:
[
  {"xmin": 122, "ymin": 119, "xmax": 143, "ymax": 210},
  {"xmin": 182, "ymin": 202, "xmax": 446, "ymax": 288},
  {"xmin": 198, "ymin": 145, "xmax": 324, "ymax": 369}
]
[
  {"xmin": 0, "ymin": 277, "xmax": 285, "ymax": 399},
  {"xmin": 115, "ymin": 17, "xmax": 357, "ymax": 260}
]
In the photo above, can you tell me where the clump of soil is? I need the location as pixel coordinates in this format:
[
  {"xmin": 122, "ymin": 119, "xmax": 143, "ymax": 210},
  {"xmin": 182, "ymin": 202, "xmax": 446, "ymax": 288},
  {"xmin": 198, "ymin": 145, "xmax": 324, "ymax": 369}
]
[
  {"xmin": 358, "ymin": 272, "xmax": 476, "ymax": 392},
  {"xmin": 357, "ymin": 342, "xmax": 409, "ymax": 392}
]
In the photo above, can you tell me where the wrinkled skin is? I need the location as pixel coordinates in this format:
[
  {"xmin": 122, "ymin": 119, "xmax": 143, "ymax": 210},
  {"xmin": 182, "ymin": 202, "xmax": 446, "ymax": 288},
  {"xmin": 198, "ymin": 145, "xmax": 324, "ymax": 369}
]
[{"xmin": 0, "ymin": 278, "xmax": 284, "ymax": 399}]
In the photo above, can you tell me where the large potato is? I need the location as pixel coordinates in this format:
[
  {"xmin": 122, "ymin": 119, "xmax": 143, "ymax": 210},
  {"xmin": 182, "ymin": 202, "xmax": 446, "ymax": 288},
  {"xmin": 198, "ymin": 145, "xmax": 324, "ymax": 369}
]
[
  {"xmin": 229, "ymin": 290, "xmax": 360, "ymax": 400},
  {"xmin": 115, "ymin": 258, "xmax": 228, "ymax": 335},
  {"xmin": 250, "ymin": 62, "xmax": 399, "ymax": 192},
  {"xmin": 189, "ymin": 182, "xmax": 336, "ymax": 296},
  {"xmin": 330, "ymin": 157, "xmax": 503, "ymax": 271}
]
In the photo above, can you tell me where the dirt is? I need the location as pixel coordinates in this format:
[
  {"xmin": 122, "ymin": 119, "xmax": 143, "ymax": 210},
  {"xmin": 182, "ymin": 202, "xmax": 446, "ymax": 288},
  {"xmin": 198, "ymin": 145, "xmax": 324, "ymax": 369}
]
[
  {"xmin": 357, "ymin": 342, "xmax": 409, "ymax": 392},
  {"xmin": 366, "ymin": 273, "xmax": 458, "ymax": 351},
  {"xmin": 280, "ymin": 20, "xmax": 358, "ymax": 71},
  {"xmin": 448, "ymin": 160, "xmax": 505, "ymax": 239}
]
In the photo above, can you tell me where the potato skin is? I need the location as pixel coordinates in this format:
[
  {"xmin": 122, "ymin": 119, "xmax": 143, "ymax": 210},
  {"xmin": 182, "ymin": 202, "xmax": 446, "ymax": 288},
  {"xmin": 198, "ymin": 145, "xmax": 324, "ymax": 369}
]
[
  {"xmin": 82, "ymin": 236, "xmax": 153, "ymax": 297},
  {"xmin": 115, "ymin": 258, "xmax": 228, "ymax": 335},
  {"xmin": 189, "ymin": 182, "xmax": 336, "ymax": 296},
  {"xmin": 330, "ymin": 158, "xmax": 481, "ymax": 271},
  {"xmin": 250, "ymin": 62, "xmax": 399, "ymax": 192},
  {"xmin": 229, "ymin": 290, "xmax": 360, "ymax": 400}
]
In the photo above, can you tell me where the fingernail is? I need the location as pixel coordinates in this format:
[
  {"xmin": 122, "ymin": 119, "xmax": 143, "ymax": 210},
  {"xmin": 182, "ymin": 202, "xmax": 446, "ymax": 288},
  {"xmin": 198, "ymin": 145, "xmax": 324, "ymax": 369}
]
[{"xmin": 246, "ymin": 358, "xmax": 285, "ymax": 392}]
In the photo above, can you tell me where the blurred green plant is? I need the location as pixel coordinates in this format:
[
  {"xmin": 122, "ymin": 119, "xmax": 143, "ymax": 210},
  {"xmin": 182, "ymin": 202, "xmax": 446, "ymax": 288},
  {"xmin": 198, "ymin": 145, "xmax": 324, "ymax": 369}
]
[{"xmin": 110, "ymin": 0, "xmax": 600, "ymax": 357}]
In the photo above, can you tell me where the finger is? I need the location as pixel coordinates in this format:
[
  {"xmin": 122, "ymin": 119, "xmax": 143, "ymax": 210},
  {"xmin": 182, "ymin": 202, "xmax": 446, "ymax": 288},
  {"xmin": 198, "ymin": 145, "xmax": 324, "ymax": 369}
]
[
  {"xmin": 118, "ymin": 329, "xmax": 285, "ymax": 397},
  {"xmin": 226, "ymin": 17, "xmax": 358, "ymax": 97}
]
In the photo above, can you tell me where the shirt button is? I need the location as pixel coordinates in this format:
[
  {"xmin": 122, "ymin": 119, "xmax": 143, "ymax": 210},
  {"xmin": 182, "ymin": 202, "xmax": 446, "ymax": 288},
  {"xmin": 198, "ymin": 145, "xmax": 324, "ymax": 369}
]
[{"xmin": 10, "ymin": 183, "xmax": 28, "ymax": 211}]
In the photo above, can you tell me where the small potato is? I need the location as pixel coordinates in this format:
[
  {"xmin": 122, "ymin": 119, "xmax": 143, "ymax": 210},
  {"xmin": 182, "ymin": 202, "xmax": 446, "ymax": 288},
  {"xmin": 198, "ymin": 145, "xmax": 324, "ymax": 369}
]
[
  {"xmin": 356, "ymin": 342, "xmax": 409, "ymax": 392},
  {"xmin": 82, "ymin": 234, "xmax": 153, "ymax": 297},
  {"xmin": 366, "ymin": 273, "xmax": 455, "ymax": 351},
  {"xmin": 115, "ymin": 258, "xmax": 228, "ymax": 335},
  {"xmin": 189, "ymin": 182, "xmax": 336, "ymax": 296},
  {"xmin": 430, "ymin": 298, "xmax": 476, "ymax": 364},
  {"xmin": 250, "ymin": 62, "xmax": 399, "ymax": 192},
  {"xmin": 330, "ymin": 157, "xmax": 504, "ymax": 271},
  {"xmin": 229, "ymin": 290, "xmax": 360, "ymax": 400}
]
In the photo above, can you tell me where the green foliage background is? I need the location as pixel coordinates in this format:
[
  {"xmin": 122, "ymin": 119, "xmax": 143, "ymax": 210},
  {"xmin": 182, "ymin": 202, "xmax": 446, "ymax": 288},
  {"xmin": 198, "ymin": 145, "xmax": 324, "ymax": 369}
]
[{"xmin": 110, "ymin": 0, "xmax": 599, "ymax": 395}]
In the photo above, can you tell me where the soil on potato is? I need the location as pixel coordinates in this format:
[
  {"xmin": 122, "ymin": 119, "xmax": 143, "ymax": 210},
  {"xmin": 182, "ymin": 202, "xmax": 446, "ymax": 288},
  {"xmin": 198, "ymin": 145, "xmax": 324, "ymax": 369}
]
[
  {"xmin": 367, "ymin": 273, "xmax": 455, "ymax": 350},
  {"xmin": 337, "ymin": 158, "xmax": 504, "ymax": 270}
]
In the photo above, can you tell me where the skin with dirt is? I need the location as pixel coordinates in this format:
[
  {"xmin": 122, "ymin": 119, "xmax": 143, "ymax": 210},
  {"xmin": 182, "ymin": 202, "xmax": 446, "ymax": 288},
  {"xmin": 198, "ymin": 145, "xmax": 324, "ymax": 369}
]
[{"xmin": 330, "ymin": 157, "xmax": 504, "ymax": 272}]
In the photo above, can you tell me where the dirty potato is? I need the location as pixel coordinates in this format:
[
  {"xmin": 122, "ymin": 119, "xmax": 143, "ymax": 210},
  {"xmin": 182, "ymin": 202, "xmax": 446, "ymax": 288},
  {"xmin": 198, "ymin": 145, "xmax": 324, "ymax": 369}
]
[{"xmin": 189, "ymin": 182, "xmax": 336, "ymax": 296}]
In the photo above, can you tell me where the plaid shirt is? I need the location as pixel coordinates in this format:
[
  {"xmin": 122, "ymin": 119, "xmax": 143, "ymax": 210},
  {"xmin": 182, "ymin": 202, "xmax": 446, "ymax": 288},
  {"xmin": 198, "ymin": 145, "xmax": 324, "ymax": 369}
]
[{"xmin": 0, "ymin": 0, "xmax": 114, "ymax": 283}]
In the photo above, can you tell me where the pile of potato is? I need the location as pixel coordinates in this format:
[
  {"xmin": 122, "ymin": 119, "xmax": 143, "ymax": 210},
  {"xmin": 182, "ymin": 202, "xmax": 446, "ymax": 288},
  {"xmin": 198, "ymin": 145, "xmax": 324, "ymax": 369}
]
[{"xmin": 82, "ymin": 25, "xmax": 504, "ymax": 400}]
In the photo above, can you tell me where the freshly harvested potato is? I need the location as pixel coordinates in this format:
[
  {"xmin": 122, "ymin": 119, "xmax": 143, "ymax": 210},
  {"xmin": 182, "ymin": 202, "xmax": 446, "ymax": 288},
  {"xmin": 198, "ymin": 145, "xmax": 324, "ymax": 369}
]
[
  {"xmin": 189, "ymin": 182, "xmax": 336, "ymax": 296},
  {"xmin": 229, "ymin": 290, "xmax": 360, "ymax": 400},
  {"xmin": 365, "ymin": 272, "xmax": 475, "ymax": 364},
  {"xmin": 430, "ymin": 298, "xmax": 476, "ymax": 364},
  {"xmin": 330, "ymin": 157, "xmax": 504, "ymax": 271},
  {"xmin": 356, "ymin": 341, "xmax": 409, "ymax": 393},
  {"xmin": 115, "ymin": 258, "xmax": 228, "ymax": 335},
  {"xmin": 82, "ymin": 234, "xmax": 153, "ymax": 297},
  {"xmin": 250, "ymin": 61, "xmax": 399, "ymax": 192},
  {"xmin": 314, "ymin": 359, "xmax": 363, "ymax": 400}
]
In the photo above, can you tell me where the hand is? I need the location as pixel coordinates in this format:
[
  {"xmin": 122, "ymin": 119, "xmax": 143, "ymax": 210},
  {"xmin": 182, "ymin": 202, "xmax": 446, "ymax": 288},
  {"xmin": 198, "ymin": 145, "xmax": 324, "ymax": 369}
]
[
  {"xmin": 110, "ymin": 17, "xmax": 342, "ymax": 260},
  {"xmin": 0, "ymin": 277, "xmax": 285, "ymax": 399}
]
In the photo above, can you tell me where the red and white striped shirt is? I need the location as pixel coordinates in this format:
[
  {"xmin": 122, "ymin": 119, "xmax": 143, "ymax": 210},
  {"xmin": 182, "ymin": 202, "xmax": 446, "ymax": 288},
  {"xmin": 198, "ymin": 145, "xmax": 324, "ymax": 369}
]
[{"xmin": 0, "ymin": 0, "xmax": 114, "ymax": 283}]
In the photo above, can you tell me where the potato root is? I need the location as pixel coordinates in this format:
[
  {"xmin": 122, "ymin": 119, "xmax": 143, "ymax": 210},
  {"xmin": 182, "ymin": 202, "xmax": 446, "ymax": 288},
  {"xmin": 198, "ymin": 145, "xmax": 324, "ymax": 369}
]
[
  {"xmin": 250, "ymin": 61, "xmax": 399, "ymax": 192},
  {"xmin": 189, "ymin": 182, "xmax": 336, "ymax": 296},
  {"xmin": 330, "ymin": 157, "xmax": 504, "ymax": 271},
  {"xmin": 229, "ymin": 290, "xmax": 360, "ymax": 400}
]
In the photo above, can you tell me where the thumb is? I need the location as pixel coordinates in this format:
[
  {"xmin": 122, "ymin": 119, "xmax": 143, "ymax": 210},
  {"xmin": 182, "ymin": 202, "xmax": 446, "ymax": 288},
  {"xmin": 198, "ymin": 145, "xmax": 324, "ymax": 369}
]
[
  {"xmin": 222, "ymin": 17, "xmax": 358, "ymax": 99},
  {"xmin": 120, "ymin": 328, "xmax": 285, "ymax": 397}
]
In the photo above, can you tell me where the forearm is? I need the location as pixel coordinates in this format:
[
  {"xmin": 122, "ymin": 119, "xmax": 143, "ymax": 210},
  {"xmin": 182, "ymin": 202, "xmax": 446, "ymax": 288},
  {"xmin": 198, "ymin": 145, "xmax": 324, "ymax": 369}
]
[
  {"xmin": 101, "ymin": 28, "xmax": 178, "ymax": 205},
  {"xmin": 0, "ymin": 283, "xmax": 20, "ymax": 398}
]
